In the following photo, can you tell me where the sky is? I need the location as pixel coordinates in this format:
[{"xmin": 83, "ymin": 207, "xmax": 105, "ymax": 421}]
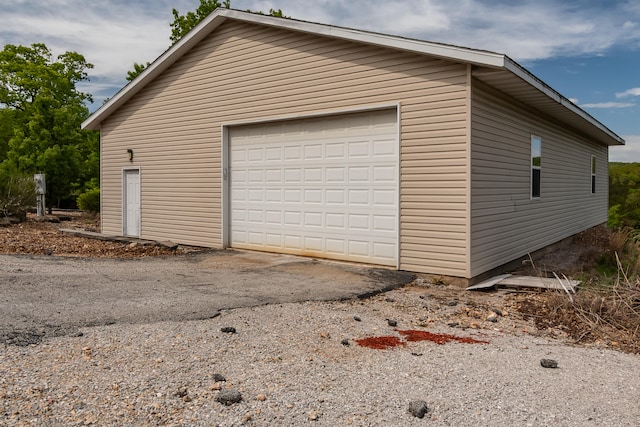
[{"xmin": 1, "ymin": 0, "xmax": 639, "ymax": 162}]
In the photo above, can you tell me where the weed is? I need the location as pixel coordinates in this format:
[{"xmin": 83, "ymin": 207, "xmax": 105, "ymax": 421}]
[{"xmin": 515, "ymin": 227, "xmax": 640, "ymax": 353}]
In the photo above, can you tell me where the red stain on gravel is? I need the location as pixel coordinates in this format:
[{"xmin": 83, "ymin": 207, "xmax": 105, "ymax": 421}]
[
  {"xmin": 397, "ymin": 329, "xmax": 489, "ymax": 345},
  {"xmin": 356, "ymin": 330, "xmax": 489, "ymax": 350},
  {"xmin": 355, "ymin": 336, "xmax": 406, "ymax": 349}
]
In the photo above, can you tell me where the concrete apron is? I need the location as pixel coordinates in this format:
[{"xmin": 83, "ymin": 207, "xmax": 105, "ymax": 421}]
[{"xmin": 0, "ymin": 250, "xmax": 414, "ymax": 345}]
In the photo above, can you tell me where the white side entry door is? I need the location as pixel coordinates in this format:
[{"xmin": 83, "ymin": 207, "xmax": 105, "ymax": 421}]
[{"xmin": 123, "ymin": 169, "xmax": 140, "ymax": 237}]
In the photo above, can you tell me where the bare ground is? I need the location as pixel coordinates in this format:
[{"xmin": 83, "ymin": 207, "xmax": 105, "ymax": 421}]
[{"xmin": 1, "ymin": 212, "xmax": 638, "ymax": 354}]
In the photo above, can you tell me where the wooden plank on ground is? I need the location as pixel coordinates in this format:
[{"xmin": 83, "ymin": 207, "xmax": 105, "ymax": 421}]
[
  {"xmin": 498, "ymin": 276, "xmax": 580, "ymax": 292},
  {"xmin": 466, "ymin": 274, "xmax": 512, "ymax": 290},
  {"xmin": 467, "ymin": 275, "xmax": 580, "ymax": 292}
]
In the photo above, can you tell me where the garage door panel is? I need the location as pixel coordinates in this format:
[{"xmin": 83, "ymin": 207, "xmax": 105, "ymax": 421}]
[
  {"xmin": 283, "ymin": 189, "xmax": 301, "ymax": 203},
  {"xmin": 348, "ymin": 141, "xmax": 370, "ymax": 157},
  {"xmin": 284, "ymin": 146, "xmax": 302, "ymax": 160},
  {"xmin": 265, "ymin": 147, "xmax": 282, "ymax": 160},
  {"xmin": 326, "ymin": 167, "xmax": 346, "ymax": 182},
  {"xmin": 230, "ymin": 109, "xmax": 398, "ymax": 266},
  {"xmin": 305, "ymin": 212, "xmax": 323, "ymax": 227},
  {"xmin": 265, "ymin": 169, "xmax": 282, "ymax": 182},
  {"xmin": 374, "ymin": 215, "xmax": 396, "ymax": 232},
  {"xmin": 265, "ymin": 233, "xmax": 281, "ymax": 246}
]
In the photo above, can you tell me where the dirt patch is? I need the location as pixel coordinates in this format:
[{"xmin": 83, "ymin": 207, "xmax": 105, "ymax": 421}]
[
  {"xmin": 0, "ymin": 212, "xmax": 201, "ymax": 258},
  {"xmin": 512, "ymin": 224, "xmax": 612, "ymax": 279}
]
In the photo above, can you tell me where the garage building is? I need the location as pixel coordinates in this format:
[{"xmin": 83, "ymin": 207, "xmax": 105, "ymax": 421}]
[{"xmin": 82, "ymin": 9, "xmax": 624, "ymax": 280}]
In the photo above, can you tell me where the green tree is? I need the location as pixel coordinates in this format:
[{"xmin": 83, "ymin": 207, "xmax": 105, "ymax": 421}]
[
  {"xmin": 0, "ymin": 108, "xmax": 19, "ymax": 162},
  {"xmin": 170, "ymin": 0, "xmax": 232, "ymax": 44},
  {"xmin": 609, "ymin": 162, "xmax": 640, "ymax": 228},
  {"xmin": 127, "ymin": 1, "xmax": 287, "ymax": 81},
  {"xmin": 0, "ymin": 43, "xmax": 97, "ymax": 210},
  {"xmin": 126, "ymin": 61, "xmax": 151, "ymax": 82}
]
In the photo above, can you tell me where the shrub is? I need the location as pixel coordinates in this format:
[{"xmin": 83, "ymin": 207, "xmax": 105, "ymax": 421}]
[
  {"xmin": 77, "ymin": 188, "xmax": 100, "ymax": 212},
  {"xmin": 0, "ymin": 175, "xmax": 36, "ymax": 219}
]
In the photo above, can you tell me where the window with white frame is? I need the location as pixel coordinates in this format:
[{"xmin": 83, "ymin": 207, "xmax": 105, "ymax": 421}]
[
  {"xmin": 591, "ymin": 155, "xmax": 596, "ymax": 194},
  {"xmin": 531, "ymin": 135, "xmax": 541, "ymax": 198}
]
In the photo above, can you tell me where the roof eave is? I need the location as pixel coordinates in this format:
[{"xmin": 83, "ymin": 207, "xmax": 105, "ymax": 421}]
[{"xmin": 503, "ymin": 58, "xmax": 625, "ymax": 146}]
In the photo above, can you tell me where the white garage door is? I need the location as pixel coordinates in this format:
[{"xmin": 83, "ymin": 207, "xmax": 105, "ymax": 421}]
[{"xmin": 229, "ymin": 109, "xmax": 398, "ymax": 266}]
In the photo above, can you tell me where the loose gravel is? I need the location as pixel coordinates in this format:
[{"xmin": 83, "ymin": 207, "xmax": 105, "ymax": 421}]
[{"xmin": 2, "ymin": 287, "xmax": 639, "ymax": 426}]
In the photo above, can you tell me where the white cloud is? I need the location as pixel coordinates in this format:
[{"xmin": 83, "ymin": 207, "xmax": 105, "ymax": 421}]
[
  {"xmin": 568, "ymin": 98, "xmax": 579, "ymax": 104},
  {"xmin": 0, "ymin": 0, "xmax": 186, "ymax": 87},
  {"xmin": 580, "ymin": 102, "xmax": 635, "ymax": 108},
  {"xmin": 610, "ymin": 135, "xmax": 640, "ymax": 162},
  {"xmin": 235, "ymin": 0, "xmax": 640, "ymax": 61},
  {"xmin": 3, "ymin": 0, "xmax": 640, "ymax": 110},
  {"xmin": 616, "ymin": 88, "xmax": 640, "ymax": 98}
]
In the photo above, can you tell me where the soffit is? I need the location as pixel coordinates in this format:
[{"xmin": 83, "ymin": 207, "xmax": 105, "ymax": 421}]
[{"xmin": 472, "ymin": 67, "xmax": 623, "ymax": 146}]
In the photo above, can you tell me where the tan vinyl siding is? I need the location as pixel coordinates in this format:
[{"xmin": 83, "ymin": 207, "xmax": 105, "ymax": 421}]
[
  {"xmin": 470, "ymin": 81, "xmax": 608, "ymax": 277},
  {"xmin": 100, "ymin": 21, "xmax": 470, "ymax": 276}
]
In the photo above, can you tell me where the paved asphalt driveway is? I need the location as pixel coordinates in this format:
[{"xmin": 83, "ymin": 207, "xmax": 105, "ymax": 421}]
[{"xmin": 0, "ymin": 250, "xmax": 414, "ymax": 345}]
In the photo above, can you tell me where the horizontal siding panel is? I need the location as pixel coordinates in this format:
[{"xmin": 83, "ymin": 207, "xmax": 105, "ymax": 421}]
[
  {"xmin": 402, "ymin": 158, "xmax": 467, "ymax": 167},
  {"xmin": 401, "ymin": 249, "xmax": 466, "ymax": 262},
  {"xmin": 101, "ymin": 20, "xmax": 470, "ymax": 274},
  {"xmin": 401, "ymin": 263, "xmax": 466, "ymax": 277},
  {"xmin": 172, "ymin": 59, "xmax": 466, "ymax": 96},
  {"xmin": 402, "ymin": 217, "xmax": 467, "ymax": 227},
  {"xmin": 401, "ymin": 95, "xmax": 467, "ymax": 113},
  {"xmin": 401, "ymin": 129, "xmax": 467, "ymax": 139},
  {"xmin": 402, "ymin": 229, "xmax": 466, "ymax": 240},
  {"xmin": 402, "ymin": 107, "xmax": 467, "ymax": 121},
  {"xmin": 402, "ymin": 112, "xmax": 467, "ymax": 127},
  {"xmin": 110, "ymin": 83, "xmax": 465, "ymax": 127},
  {"xmin": 403, "ymin": 236, "xmax": 466, "ymax": 248},
  {"xmin": 470, "ymin": 80, "xmax": 608, "ymax": 276},
  {"xmin": 402, "ymin": 181, "xmax": 466, "ymax": 189},
  {"xmin": 472, "ymin": 198, "xmax": 605, "ymax": 228},
  {"xmin": 403, "ymin": 188, "xmax": 467, "ymax": 196},
  {"xmin": 402, "ymin": 172, "xmax": 466, "ymax": 181},
  {"xmin": 402, "ymin": 199, "xmax": 466, "ymax": 208},
  {"xmin": 401, "ymin": 142, "xmax": 466, "ymax": 153}
]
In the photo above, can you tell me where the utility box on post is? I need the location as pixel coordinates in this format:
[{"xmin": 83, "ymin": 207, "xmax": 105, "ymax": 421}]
[{"xmin": 34, "ymin": 173, "xmax": 46, "ymax": 217}]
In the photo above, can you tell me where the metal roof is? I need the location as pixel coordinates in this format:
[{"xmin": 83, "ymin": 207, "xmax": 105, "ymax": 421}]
[{"xmin": 82, "ymin": 9, "xmax": 624, "ymax": 147}]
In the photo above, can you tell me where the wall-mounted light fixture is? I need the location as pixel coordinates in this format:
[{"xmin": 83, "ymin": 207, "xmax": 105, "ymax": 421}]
[{"xmin": 127, "ymin": 149, "xmax": 134, "ymax": 162}]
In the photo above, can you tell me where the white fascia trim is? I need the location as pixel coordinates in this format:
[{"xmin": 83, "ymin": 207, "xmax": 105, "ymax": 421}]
[{"xmin": 503, "ymin": 58, "xmax": 625, "ymax": 146}]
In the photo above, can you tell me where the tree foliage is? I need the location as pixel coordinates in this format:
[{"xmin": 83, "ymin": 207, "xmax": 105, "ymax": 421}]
[
  {"xmin": 170, "ymin": 0, "xmax": 232, "ymax": 44},
  {"xmin": 608, "ymin": 162, "xmax": 640, "ymax": 228},
  {"xmin": 0, "ymin": 166, "xmax": 35, "ymax": 219},
  {"xmin": 0, "ymin": 43, "xmax": 98, "ymax": 210},
  {"xmin": 126, "ymin": 62, "xmax": 151, "ymax": 82},
  {"xmin": 127, "ymin": 0, "xmax": 287, "ymax": 81},
  {"xmin": 77, "ymin": 187, "xmax": 100, "ymax": 212}
]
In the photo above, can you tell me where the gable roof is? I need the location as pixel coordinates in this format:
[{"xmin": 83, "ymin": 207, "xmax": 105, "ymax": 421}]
[{"xmin": 82, "ymin": 9, "xmax": 624, "ymax": 147}]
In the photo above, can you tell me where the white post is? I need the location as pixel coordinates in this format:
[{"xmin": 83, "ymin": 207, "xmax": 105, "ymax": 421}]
[{"xmin": 34, "ymin": 174, "xmax": 46, "ymax": 217}]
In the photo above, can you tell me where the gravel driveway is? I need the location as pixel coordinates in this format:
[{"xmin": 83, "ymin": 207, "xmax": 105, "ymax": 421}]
[{"xmin": 1, "ymin": 252, "xmax": 639, "ymax": 426}]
